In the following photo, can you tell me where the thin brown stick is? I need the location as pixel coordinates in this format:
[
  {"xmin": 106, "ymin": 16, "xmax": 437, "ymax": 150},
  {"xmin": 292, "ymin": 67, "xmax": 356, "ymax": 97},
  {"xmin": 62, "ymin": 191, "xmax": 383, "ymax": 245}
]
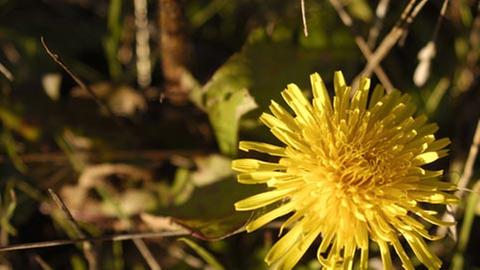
[
  {"xmin": 133, "ymin": 239, "xmax": 162, "ymax": 270},
  {"xmin": 34, "ymin": 255, "xmax": 53, "ymax": 270},
  {"xmin": 432, "ymin": 0, "xmax": 449, "ymax": 42},
  {"xmin": 356, "ymin": 0, "xmax": 428, "ymax": 80},
  {"xmin": 367, "ymin": 0, "xmax": 390, "ymax": 48},
  {"xmin": 0, "ymin": 149, "xmax": 209, "ymax": 164},
  {"xmin": 134, "ymin": 0, "xmax": 152, "ymax": 88},
  {"xmin": 397, "ymin": 0, "xmax": 417, "ymax": 26},
  {"xmin": 300, "ymin": 0, "xmax": 308, "ymax": 37},
  {"xmin": 0, "ymin": 62, "xmax": 13, "ymax": 81},
  {"xmin": 328, "ymin": 0, "xmax": 394, "ymax": 93},
  {"xmin": 40, "ymin": 37, "xmax": 126, "ymax": 130},
  {"xmin": 437, "ymin": 119, "xmax": 480, "ymax": 237},
  {"xmin": 48, "ymin": 189, "xmax": 87, "ymax": 238},
  {"xmin": 48, "ymin": 189, "xmax": 98, "ymax": 270},
  {"xmin": 413, "ymin": 0, "xmax": 449, "ymax": 87},
  {"xmin": 0, "ymin": 230, "xmax": 188, "ymax": 252},
  {"xmin": 456, "ymin": 119, "xmax": 480, "ymax": 199},
  {"xmin": 168, "ymin": 244, "xmax": 204, "ymax": 268}
]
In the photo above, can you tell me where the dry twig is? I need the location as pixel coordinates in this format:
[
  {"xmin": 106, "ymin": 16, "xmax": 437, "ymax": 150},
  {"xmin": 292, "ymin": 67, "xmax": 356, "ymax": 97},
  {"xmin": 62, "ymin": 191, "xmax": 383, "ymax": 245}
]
[
  {"xmin": 328, "ymin": 0, "xmax": 394, "ymax": 93},
  {"xmin": 33, "ymin": 255, "xmax": 53, "ymax": 270},
  {"xmin": 0, "ymin": 231, "xmax": 188, "ymax": 252},
  {"xmin": 300, "ymin": 0, "xmax": 308, "ymax": 37},
  {"xmin": 367, "ymin": 0, "xmax": 391, "ymax": 48},
  {"xmin": 413, "ymin": 0, "xmax": 449, "ymax": 86},
  {"xmin": 48, "ymin": 189, "xmax": 98, "ymax": 270},
  {"xmin": 356, "ymin": 0, "xmax": 428, "ymax": 80},
  {"xmin": 437, "ymin": 119, "xmax": 480, "ymax": 238},
  {"xmin": 40, "ymin": 38, "xmax": 128, "ymax": 131},
  {"xmin": 0, "ymin": 62, "xmax": 13, "ymax": 81},
  {"xmin": 134, "ymin": 0, "xmax": 152, "ymax": 88},
  {"xmin": 0, "ymin": 149, "xmax": 208, "ymax": 164},
  {"xmin": 133, "ymin": 239, "xmax": 162, "ymax": 270}
]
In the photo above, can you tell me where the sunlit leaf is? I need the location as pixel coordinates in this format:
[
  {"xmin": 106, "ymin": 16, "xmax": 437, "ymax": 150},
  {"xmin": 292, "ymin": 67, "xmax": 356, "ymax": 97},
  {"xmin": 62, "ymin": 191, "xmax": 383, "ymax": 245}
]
[{"xmin": 152, "ymin": 176, "xmax": 264, "ymax": 240}]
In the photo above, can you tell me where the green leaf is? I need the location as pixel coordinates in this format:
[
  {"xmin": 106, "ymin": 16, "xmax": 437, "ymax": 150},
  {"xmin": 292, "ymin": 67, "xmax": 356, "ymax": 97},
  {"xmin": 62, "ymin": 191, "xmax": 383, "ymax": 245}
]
[
  {"xmin": 193, "ymin": 28, "xmax": 358, "ymax": 155},
  {"xmin": 152, "ymin": 175, "xmax": 264, "ymax": 240},
  {"xmin": 194, "ymin": 52, "xmax": 257, "ymax": 156},
  {"xmin": 209, "ymin": 89, "xmax": 257, "ymax": 156}
]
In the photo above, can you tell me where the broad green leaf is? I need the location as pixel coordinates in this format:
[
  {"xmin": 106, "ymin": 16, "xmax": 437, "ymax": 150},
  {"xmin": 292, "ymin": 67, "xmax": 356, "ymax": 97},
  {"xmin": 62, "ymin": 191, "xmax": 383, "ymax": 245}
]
[
  {"xmin": 193, "ymin": 51, "xmax": 257, "ymax": 156},
  {"xmin": 152, "ymin": 176, "xmax": 264, "ymax": 240},
  {"xmin": 194, "ymin": 27, "xmax": 357, "ymax": 156}
]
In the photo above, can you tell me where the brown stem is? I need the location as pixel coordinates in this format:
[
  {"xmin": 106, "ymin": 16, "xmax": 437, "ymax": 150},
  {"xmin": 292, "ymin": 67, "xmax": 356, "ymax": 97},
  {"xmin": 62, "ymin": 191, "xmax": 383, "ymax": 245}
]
[
  {"xmin": 357, "ymin": 0, "xmax": 428, "ymax": 79},
  {"xmin": 48, "ymin": 189, "xmax": 98, "ymax": 270},
  {"xmin": 328, "ymin": 0, "xmax": 394, "ymax": 93},
  {"xmin": 159, "ymin": 0, "xmax": 191, "ymax": 104}
]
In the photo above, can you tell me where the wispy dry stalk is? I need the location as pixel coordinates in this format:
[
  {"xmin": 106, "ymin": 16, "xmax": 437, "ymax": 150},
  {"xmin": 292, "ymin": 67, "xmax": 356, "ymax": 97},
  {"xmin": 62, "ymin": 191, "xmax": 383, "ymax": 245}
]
[
  {"xmin": 356, "ymin": 0, "xmax": 428, "ymax": 80},
  {"xmin": 41, "ymin": 38, "xmax": 127, "ymax": 131},
  {"xmin": 413, "ymin": 0, "xmax": 449, "ymax": 87},
  {"xmin": 0, "ymin": 231, "xmax": 188, "ymax": 252},
  {"xmin": 437, "ymin": 119, "xmax": 480, "ymax": 238},
  {"xmin": 328, "ymin": 0, "xmax": 394, "ymax": 93},
  {"xmin": 33, "ymin": 255, "xmax": 53, "ymax": 270},
  {"xmin": 0, "ymin": 62, "xmax": 13, "ymax": 81},
  {"xmin": 432, "ymin": 0, "xmax": 449, "ymax": 42},
  {"xmin": 159, "ymin": 0, "xmax": 191, "ymax": 104},
  {"xmin": 168, "ymin": 244, "xmax": 204, "ymax": 268},
  {"xmin": 0, "ymin": 149, "xmax": 208, "ymax": 164},
  {"xmin": 367, "ymin": 0, "xmax": 390, "ymax": 48},
  {"xmin": 300, "ymin": 0, "xmax": 308, "ymax": 36},
  {"xmin": 133, "ymin": 239, "xmax": 162, "ymax": 270},
  {"xmin": 48, "ymin": 189, "xmax": 98, "ymax": 270},
  {"xmin": 134, "ymin": 0, "xmax": 152, "ymax": 89}
]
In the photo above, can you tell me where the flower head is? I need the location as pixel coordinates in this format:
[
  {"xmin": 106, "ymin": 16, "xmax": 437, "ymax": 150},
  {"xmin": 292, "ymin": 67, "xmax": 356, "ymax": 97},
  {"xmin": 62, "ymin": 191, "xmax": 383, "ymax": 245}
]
[{"xmin": 232, "ymin": 72, "xmax": 458, "ymax": 270}]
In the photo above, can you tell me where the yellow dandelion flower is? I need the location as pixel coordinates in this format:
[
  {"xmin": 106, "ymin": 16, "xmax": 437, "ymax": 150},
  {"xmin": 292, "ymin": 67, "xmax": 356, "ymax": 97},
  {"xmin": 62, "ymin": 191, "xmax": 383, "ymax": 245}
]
[{"xmin": 232, "ymin": 71, "xmax": 458, "ymax": 270}]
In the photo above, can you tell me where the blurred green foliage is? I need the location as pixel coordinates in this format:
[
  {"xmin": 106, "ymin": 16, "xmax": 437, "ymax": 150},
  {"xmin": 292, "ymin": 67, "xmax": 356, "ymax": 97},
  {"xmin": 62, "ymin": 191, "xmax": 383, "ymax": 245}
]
[{"xmin": 0, "ymin": 0, "xmax": 479, "ymax": 269}]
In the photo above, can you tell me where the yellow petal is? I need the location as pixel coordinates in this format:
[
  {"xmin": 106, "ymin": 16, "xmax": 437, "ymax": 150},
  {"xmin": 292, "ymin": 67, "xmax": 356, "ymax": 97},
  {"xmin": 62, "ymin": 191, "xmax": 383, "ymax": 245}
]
[
  {"xmin": 235, "ymin": 187, "xmax": 296, "ymax": 211},
  {"xmin": 402, "ymin": 231, "xmax": 442, "ymax": 269},
  {"xmin": 414, "ymin": 152, "xmax": 439, "ymax": 165},
  {"xmin": 239, "ymin": 141, "xmax": 285, "ymax": 156},
  {"xmin": 246, "ymin": 202, "xmax": 295, "ymax": 232},
  {"xmin": 265, "ymin": 223, "xmax": 303, "ymax": 265},
  {"xmin": 281, "ymin": 84, "xmax": 313, "ymax": 125},
  {"xmin": 351, "ymin": 77, "xmax": 370, "ymax": 111},
  {"xmin": 260, "ymin": 113, "xmax": 290, "ymax": 131},
  {"xmin": 237, "ymin": 171, "xmax": 293, "ymax": 184},
  {"xmin": 232, "ymin": 159, "xmax": 286, "ymax": 173},
  {"xmin": 377, "ymin": 240, "xmax": 393, "ymax": 270},
  {"xmin": 309, "ymin": 73, "xmax": 332, "ymax": 113},
  {"xmin": 333, "ymin": 70, "xmax": 346, "ymax": 95},
  {"xmin": 276, "ymin": 223, "xmax": 322, "ymax": 270},
  {"xmin": 427, "ymin": 137, "xmax": 450, "ymax": 151},
  {"xmin": 368, "ymin": 84, "xmax": 385, "ymax": 109},
  {"xmin": 269, "ymin": 100, "xmax": 299, "ymax": 131},
  {"xmin": 391, "ymin": 237, "xmax": 415, "ymax": 270}
]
